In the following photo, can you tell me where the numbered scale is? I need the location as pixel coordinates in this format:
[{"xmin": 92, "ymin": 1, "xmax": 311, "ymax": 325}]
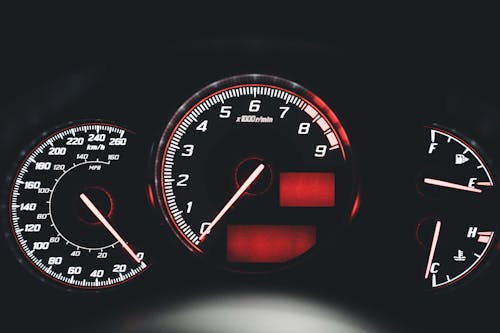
[
  {"xmin": 4, "ymin": 121, "xmax": 149, "ymax": 290},
  {"xmin": 155, "ymin": 74, "xmax": 359, "ymax": 272}
]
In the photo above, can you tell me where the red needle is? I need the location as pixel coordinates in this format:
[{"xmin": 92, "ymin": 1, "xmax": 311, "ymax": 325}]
[
  {"xmin": 423, "ymin": 178, "xmax": 482, "ymax": 193},
  {"xmin": 199, "ymin": 163, "xmax": 265, "ymax": 242},
  {"xmin": 80, "ymin": 193, "xmax": 143, "ymax": 264},
  {"xmin": 424, "ymin": 220, "xmax": 441, "ymax": 279}
]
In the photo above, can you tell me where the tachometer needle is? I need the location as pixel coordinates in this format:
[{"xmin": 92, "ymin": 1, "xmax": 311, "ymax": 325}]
[
  {"xmin": 425, "ymin": 220, "xmax": 441, "ymax": 279},
  {"xmin": 79, "ymin": 193, "xmax": 143, "ymax": 264},
  {"xmin": 423, "ymin": 178, "xmax": 482, "ymax": 193},
  {"xmin": 199, "ymin": 163, "xmax": 265, "ymax": 242}
]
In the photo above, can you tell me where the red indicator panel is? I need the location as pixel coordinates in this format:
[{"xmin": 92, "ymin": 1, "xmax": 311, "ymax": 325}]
[
  {"xmin": 227, "ymin": 225, "xmax": 317, "ymax": 263},
  {"xmin": 279, "ymin": 172, "xmax": 335, "ymax": 207}
]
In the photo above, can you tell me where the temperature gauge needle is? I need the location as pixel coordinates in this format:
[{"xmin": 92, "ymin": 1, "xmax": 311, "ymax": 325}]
[
  {"xmin": 199, "ymin": 163, "xmax": 265, "ymax": 242},
  {"xmin": 425, "ymin": 220, "xmax": 442, "ymax": 279},
  {"xmin": 423, "ymin": 178, "xmax": 482, "ymax": 193},
  {"xmin": 80, "ymin": 193, "xmax": 143, "ymax": 264}
]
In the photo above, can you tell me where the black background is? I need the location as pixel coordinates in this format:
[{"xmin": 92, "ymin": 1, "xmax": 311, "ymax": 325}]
[{"xmin": 1, "ymin": 6, "xmax": 500, "ymax": 332}]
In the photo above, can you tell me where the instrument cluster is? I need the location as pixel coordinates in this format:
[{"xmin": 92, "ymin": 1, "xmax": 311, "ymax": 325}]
[{"xmin": 1, "ymin": 36, "xmax": 500, "ymax": 332}]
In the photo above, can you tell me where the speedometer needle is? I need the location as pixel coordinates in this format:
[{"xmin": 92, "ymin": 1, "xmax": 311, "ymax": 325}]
[
  {"xmin": 199, "ymin": 163, "xmax": 265, "ymax": 242},
  {"xmin": 423, "ymin": 178, "xmax": 482, "ymax": 193},
  {"xmin": 424, "ymin": 220, "xmax": 441, "ymax": 279},
  {"xmin": 80, "ymin": 193, "xmax": 143, "ymax": 264}
]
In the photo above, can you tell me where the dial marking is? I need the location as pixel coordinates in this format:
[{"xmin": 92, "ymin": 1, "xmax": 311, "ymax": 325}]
[
  {"xmin": 477, "ymin": 231, "xmax": 493, "ymax": 244},
  {"xmin": 316, "ymin": 118, "xmax": 330, "ymax": 131},
  {"xmin": 304, "ymin": 105, "xmax": 318, "ymax": 119},
  {"xmin": 430, "ymin": 129, "xmax": 436, "ymax": 142},
  {"xmin": 326, "ymin": 132, "xmax": 339, "ymax": 149}
]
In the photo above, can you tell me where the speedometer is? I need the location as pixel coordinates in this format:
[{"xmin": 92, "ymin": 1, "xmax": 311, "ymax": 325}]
[
  {"xmin": 4, "ymin": 121, "xmax": 148, "ymax": 290},
  {"xmin": 155, "ymin": 74, "xmax": 359, "ymax": 272}
]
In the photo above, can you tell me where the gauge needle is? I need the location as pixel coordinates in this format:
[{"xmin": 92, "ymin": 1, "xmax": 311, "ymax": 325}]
[
  {"xmin": 199, "ymin": 163, "xmax": 265, "ymax": 242},
  {"xmin": 423, "ymin": 178, "xmax": 482, "ymax": 193},
  {"xmin": 79, "ymin": 193, "xmax": 143, "ymax": 264},
  {"xmin": 424, "ymin": 220, "xmax": 442, "ymax": 279}
]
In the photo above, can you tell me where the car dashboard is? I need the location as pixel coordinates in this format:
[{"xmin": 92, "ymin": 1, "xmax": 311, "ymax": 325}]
[{"xmin": 2, "ymin": 19, "xmax": 500, "ymax": 332}]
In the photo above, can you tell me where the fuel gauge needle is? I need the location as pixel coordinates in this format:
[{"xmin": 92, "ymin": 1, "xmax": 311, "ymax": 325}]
[
  {"xmin": 423, "ymin": 178, "xmax": 482, "ymax": 193},
  {"xmin": 425, "ymin": 220, "xmax": 441, "ymax": 279},
  {"xmin": 80, "ymin": 193, "xmax": 143, "ymax": 264}
]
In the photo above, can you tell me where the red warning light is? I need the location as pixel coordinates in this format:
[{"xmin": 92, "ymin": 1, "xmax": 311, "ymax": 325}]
[
  {"xmin": 227, "ymin": 225, "xmax": 317, "ymax": 263},
  {"xmin": 279, "ymin": 172, "xmax": 335, "ymax": 207}
]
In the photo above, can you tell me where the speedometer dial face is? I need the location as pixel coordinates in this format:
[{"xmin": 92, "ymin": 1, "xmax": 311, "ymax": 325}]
[
  {"xmin": 155, "ymin": 74, "xmax": 358, "ymax": 272},
  {"xmin": 6, "ymin": 121, "xmax": 148, "ymax": 290}
]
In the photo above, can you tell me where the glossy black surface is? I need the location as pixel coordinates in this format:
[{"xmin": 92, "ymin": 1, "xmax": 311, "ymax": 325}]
[{"xmin": 2, "ymin": 10, "xmax": 500, "ymax": 332}]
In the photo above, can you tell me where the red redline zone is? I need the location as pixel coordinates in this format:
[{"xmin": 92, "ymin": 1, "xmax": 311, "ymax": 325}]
[
  {"xmin": 226, "ymin": 225, "xmax": 317, "ymax": 263},
  {"xmin": 279, "ymin": 172, "xmax": 335, "ymax": 207}
]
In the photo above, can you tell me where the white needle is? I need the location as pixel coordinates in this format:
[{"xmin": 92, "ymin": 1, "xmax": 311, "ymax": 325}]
[
  {"xmin": 199, "ymin": 163, "xmax": 265, "ymax": 242},
  {"xmin": 424, "ymin": 178, "xmax": 482, "ymax": 193},
  {"xmin": 80, "ymin": 193, "xmax": 143, "ymax": 264},
  {"xmin": 425, "ymin": 220, "xmax": 441, "ymax": 279}
]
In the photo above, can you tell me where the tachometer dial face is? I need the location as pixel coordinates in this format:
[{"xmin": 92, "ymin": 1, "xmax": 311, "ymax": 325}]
[
  {"xmin": 417, "ymin": 125, "xmax": 496, "ymax": 290},
  {"xmin": 155, "ymin": 74, "xmax": 358, "ymax": 272},
  {"xmin": 5, "ymin": 121, "xmax": 148, "ymax": 290}
]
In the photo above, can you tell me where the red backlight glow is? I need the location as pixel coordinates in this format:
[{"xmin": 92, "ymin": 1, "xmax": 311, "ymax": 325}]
[
  {"xmin": 227, "ymin": 225, "xmax": 317, "ymax": 263},
  {"xmin": 280, "ymin": 172, "xmax": 335, "ymax": 207}
]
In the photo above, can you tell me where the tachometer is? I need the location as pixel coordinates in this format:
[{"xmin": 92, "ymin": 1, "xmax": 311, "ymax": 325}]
[
  {"xmin": 4, "ymin": 121, "xmax": 148, "ymax": 290},
  {"xmin": 155, "ymin": 74, "xmax": 359, "ymax": 272}
]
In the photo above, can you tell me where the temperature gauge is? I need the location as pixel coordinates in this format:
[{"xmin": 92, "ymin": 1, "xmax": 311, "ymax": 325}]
[{"xmin": 418, "ymin": 216, "xmax": 495, "ymax": 289}]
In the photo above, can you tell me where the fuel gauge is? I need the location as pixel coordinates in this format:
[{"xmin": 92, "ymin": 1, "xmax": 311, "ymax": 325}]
[{"xmin": 418, "ymin": 125, "xmax": 494, "ymax": 199}]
